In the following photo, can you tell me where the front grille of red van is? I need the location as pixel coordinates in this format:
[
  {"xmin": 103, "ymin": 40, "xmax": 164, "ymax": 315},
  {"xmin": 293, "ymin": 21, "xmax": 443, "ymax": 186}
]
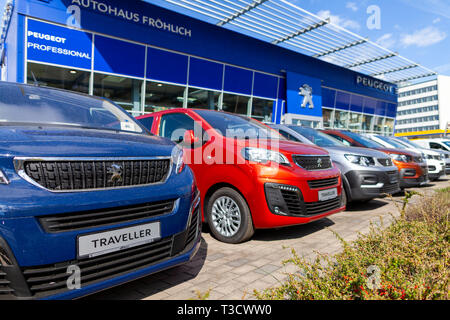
[
  {"xmin": 280, "ymin": 189, "xmax": 341, "ymax": 216},
  {"xmin": 293, "ymin": 156, "xmax": 332, "ymax": 171},
  {"xmin": 19, "ymin": 158, "xmax": 171, "ymax": 192},
  {"xmin": 308, "ymin": 177, "xmax": 339, "ymax": 189}
]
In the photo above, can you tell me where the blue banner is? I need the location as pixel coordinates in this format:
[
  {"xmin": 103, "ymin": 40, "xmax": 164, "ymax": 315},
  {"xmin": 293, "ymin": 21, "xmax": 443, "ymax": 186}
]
[
  {"xmin": 286, "ymin": 72, "xmax": 323, "ymax": 118},
  {"xmin": 27, "ymin": 19, "xmax": 93, "ymax": 69}
]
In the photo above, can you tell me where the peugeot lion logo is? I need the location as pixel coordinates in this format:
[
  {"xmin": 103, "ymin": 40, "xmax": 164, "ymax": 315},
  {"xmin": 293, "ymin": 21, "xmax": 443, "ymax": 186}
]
[
  {"xmin": 317, "ymin": 158, "xmax": 323, "ymax": 168},
  {"xmin": 108, "ymin": 164, "xmax": 123, "ymax": 184},
  {"xmin": 299, "ymin": 84, "xmax": 314, "ymax": 109}
]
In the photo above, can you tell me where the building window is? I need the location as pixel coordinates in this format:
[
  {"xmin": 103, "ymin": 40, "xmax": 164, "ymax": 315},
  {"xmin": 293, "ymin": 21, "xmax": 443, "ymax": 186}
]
[
  {"xmin": 362, "ymin": 115, "xmax": 373, "ymax": 132},
  {"xmin": 334, "ymin": 110, "xmax": 349, "ymax": 129},
  {"xmin": 222, "ymin": 93, "xmax": 250, "ymax": 115},
  {"xmin": 27, "ymin": 62, "xmax": 90, "ymax": 94},
  {"xmin": 145, "ymin": 82, "xmax": 185, "ymax": 113},
  {"xmin": 384, "ymin": 119, "xmax": 394, "ymax": 135},
  {"xmin": 93, "ymin": 73, "xmax": 143, "ymax": 115},
  {"xmin": 373, "ymin": 117, "xmax": 385, "ymax": 133},
  {"xmin": 348, "ymin": 112, "xmax": 362, "ymax": 132},
  {"xmin": 322, "ymin": 108, "xmax": 333, "ymax": 128},
  {"xmin": 187, "ymin": 88, "xmax": 220, "ymax": 110},
  {"xmin": 252, "ymin": 98, "xmax": 274, "ymax": 122}
]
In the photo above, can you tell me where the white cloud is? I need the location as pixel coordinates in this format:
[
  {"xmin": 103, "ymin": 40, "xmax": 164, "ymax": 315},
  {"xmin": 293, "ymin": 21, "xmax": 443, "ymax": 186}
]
[
  {"xmin": 400, "ymin": 26, "xmax": 447, "ymax": 47},
  {"xmin": 399, "ymin": 0, "xmax": 450, "ymax": 20},
  {"xmin": 376, "ymin": 33, "xmax": 396, "ymax": 49},
  {"xmin": 435, "ymin": 63, "xmax": 450, "ymax": 74},
  {"xmin": 346, "ymin": 2, "xmax": 358, "ymax": 12},
  {"xmin": 317, "ymin": 10, "xmax": 361, "ymax": 30},
  {"xmin": 433, "ymin": 17, "xmax": 441, "ymax": 24}
]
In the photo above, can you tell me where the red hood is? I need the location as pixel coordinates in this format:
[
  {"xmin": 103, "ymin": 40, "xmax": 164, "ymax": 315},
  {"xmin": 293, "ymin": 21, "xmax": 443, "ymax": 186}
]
[{"xmin": 234, "ymin": 139, "xmax": 329, "ymax": 156}]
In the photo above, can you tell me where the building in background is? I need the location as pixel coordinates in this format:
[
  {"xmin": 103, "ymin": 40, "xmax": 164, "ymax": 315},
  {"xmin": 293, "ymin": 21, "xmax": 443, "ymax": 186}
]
[
  {"xmin": 0, "ymin": 0, "xmax": 414, "ymax": 135},
  {"xmin": 395, "ymin": 75, "xmax": 450, "ymax": 139}
]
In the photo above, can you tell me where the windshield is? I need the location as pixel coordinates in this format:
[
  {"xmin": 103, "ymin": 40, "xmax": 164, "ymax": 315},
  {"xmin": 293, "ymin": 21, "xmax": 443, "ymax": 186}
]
[
  {"xmin": 0, "ymin": 82, "xmax": 143, "ymax": 133},
  {"xmin": 288, "ymin": 126, "xmax": 342, "ymax": 147},
  {"xmin": 374, "ymin": 135, "xmax": 408, "ymax": 149},
  {"xmin": 443, "ymin": 141, "xmax": 450, "ymax": 148},
  {"xmin": 395, "ymin": 138, "xmax": 422, "ymax": 149},
  {"xmin": 344, "ymin": 131, "xmax": 384, "ymax": 148},
  {"xmin": 196, "ymin": 110, "xmax": 283, "ymax": 140}
]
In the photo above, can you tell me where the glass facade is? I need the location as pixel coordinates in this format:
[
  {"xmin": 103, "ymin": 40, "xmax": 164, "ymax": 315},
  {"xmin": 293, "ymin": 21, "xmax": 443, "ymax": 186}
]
[
  {"xmin": 93, "ymin": 73, "xmax": 142, "ymax": 115},
  {"xmin": 145, "ymin": 82, "xmax": 185, "ymax": 113},
  {"xmin": 23, "ymin": 18, "xmax": 397, "ymax": 135},
  {"xmin": 320, "ymin": 87, "xmax": 397, "ymax": 134},
  {"xmin": 27, "ymin": 63, "xmax": 89, "ymax": 94}
]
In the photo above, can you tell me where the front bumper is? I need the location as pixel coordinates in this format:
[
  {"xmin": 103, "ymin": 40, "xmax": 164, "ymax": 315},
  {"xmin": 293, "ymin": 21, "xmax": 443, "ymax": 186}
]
[
  {"xmin": 0, "ymin": 169, "xmax": 201, "ymax": 300},
  {"xmin": 249, "ymin": 168, "xmax": 345, "ymax": 229},
  {"xmin": 428, "ymin": 170, "xmax": 445, "ymax": 181},
  {"xmin": 0, "ymin": 203, "xmax": 202, "ymax": 300},
  {"xmin": 344, "ymin": 170, "xmax": 400, "ymax": 201}
]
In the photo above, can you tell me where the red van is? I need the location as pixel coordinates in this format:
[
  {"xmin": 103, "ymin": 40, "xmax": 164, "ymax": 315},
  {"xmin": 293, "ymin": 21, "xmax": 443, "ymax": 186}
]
[{"xmin": 137, "ymin": 109, "xmax": 345, "ymax": 243}]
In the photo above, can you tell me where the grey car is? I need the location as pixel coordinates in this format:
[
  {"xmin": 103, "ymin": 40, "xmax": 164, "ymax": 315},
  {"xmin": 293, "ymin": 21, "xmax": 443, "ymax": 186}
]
[{"xmin": 270, "ymin": 125, "xmax": 401, "ymax": 205}]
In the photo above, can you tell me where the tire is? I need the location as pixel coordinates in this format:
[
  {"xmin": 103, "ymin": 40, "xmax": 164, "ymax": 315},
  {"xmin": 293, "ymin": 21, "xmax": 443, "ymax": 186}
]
[
  {"xmin": 341, "ymin": 187, "xmax": 348, "ymax": 208},
  {"xmin": 206, "ymin": 187, "xmax": 254, "ymax": 244}
]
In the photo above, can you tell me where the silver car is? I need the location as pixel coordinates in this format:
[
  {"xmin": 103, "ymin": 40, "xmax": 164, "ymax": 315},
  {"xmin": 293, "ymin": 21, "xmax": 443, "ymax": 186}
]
[{"xmin": 270, "ymin": 125, "xmax": 401, "ymax": 205}]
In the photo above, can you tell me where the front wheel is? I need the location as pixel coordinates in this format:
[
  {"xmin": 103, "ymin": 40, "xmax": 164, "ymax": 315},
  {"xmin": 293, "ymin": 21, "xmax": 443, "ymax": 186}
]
[{"xmin": 206, "ymin": 187, "xmax": 254, "ymax": 244}]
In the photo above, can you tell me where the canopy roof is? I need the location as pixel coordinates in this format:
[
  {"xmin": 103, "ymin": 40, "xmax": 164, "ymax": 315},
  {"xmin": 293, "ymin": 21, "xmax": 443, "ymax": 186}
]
[{"xmin": 150, "ymin": 0, "xmax": 436, "ymax": 84}]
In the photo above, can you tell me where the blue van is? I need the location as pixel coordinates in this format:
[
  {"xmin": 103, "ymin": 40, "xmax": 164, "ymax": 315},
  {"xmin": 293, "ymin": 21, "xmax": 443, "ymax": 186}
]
[{"xmin": 0, "ymin": 82, "xmax": 201, "ymax": 300}]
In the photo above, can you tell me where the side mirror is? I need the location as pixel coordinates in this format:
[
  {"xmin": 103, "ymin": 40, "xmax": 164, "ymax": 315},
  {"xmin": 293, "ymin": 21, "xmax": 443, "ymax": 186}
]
[{"xmin": 183, "ymin": 130, "xmax": 199, "ymax": 145}]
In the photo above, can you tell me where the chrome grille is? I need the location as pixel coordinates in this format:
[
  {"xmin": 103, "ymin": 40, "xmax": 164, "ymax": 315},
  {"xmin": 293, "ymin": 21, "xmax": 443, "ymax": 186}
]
[{"xmin": 16, "ymin": 157, "xmax": 171, "ymax": 192}]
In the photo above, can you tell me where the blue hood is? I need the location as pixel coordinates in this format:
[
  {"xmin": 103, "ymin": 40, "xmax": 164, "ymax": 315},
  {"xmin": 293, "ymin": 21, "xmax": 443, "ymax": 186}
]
[{"xmin": 0, "ymin": 126, "xmax": 176, "ymax": 158}]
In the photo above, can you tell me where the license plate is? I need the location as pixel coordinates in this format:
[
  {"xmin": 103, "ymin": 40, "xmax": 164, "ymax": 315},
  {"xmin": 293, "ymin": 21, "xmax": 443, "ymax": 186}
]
[
  {"xmin": 318, "ymin": 188, "xmax": 338, "ymax": 202},
  {"xmin": 78, "ymin": 222, "xmax": 161, "ymax": 259},
  {"xmin": 390, "ymin": 177, "xmax": 398, "ymax": 184}
]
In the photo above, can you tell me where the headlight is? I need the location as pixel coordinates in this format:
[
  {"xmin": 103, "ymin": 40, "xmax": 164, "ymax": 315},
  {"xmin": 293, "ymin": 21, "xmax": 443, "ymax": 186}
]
[
  {"xmin": 172, "ymin": 147, "xmax": 185, "ymax": 174},
  {"xmin": 242, "ymin": 148, "xmax": 290, "ymax": 165},
  {"xmin": 389, "ymin": 154, "xmax": 410, "ymax": 163},
  {"xmin": 0, "ymin": 169, "xmax": 9, "ymax": 185},
  {"xmin": 344, "ymin": 154, "xmax": 375, "ymax": 167}
]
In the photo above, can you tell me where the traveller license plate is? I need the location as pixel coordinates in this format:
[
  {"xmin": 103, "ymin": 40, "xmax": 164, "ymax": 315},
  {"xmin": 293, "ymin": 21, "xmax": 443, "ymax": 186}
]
[
  {"xmin": 318, "ymin": 188, "xmax": 338, "ymax": 202},
  {"xmin": 78, "ymin": 222, "xmax": 161, "ymax": 258}
]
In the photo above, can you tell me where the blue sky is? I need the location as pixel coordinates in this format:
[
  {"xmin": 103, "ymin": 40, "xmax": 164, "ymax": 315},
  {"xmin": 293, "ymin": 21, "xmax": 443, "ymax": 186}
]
[
  {"xmin": 146, "ymin": 0, "xmax": 450, "ymax": 77},
  {"xmin": 287, "ymin": 0, "xmax": 450, "ymax": 76}
]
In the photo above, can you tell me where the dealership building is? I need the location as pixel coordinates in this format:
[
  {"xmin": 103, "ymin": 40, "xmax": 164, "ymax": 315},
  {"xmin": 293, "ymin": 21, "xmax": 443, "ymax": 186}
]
[{"xmin": 0, "ymin": 0, "xmax": 437, "ymax": 134}]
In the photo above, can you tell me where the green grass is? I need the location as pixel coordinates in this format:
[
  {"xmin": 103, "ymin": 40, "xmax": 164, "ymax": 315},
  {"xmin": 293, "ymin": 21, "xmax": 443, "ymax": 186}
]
[{"xmin": 254, "ymin": 189, "xmax": 450, "ymax": 300}]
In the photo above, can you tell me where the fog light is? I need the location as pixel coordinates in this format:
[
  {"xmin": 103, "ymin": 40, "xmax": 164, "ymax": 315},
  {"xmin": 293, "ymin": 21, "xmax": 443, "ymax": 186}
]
[{"xmin": 265, "ymin": 183, "xmax": 304, "ymax": 216}]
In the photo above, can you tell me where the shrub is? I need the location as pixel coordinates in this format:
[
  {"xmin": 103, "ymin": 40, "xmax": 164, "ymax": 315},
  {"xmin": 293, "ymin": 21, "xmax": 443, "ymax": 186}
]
[{"xmin": 254, "ymin": 190, "xmax": 449, "ymax": 300}]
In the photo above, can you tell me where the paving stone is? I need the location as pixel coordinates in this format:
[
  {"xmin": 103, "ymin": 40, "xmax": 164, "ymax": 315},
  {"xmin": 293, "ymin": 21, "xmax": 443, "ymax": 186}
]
[
  {"xmin": 226, "ymin": 258, "xmax": 250, "ymax": 268},
  {"xmin": 254, "ymin": 264, "xmax": 281, "ymax": 275},
  {"xmin": 84, "ymin": 180, "xmax": 450, "ymax": 301}
]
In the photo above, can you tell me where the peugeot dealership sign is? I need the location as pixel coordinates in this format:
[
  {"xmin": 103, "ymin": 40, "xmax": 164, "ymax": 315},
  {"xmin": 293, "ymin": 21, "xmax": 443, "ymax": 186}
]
[
  {"xmin": 299, "ymin": 84, "xmax": 314, "ymax": 109},
  {"xmin": 356, "ymin": 75, "xmax": 395, "ymax": 93},
  {"xmin": 68, "ymin": 0, "xmax": 192, "ymax": 37}
]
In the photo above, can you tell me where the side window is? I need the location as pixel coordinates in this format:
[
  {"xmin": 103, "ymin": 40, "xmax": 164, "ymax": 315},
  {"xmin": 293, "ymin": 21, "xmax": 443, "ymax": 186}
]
[
  {"xmin": 329, "ymin": 134, "xmax": 352, "ymax": 147},
  {"xmin": 279, "ymin": 130, "xmax": 300, "ymax": 142},
  {"xmin": 430, "ymin": 142, "xmax": 444, "ymax": 150},
  {"xmin": 160, "ymin": 113, "xmax": 195, "ymax": 143},
  {"xmin": 138, "ymin": 116, "xmax": 154, "ymax": 131}
]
